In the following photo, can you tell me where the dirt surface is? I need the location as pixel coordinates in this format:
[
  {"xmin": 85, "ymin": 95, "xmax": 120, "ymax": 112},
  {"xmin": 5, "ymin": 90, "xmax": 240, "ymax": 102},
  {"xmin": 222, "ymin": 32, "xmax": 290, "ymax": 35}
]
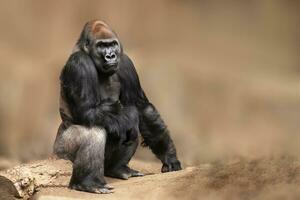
[{"xmin": 1, "ymin": 157, "xmax": 300, "ymax": 200}]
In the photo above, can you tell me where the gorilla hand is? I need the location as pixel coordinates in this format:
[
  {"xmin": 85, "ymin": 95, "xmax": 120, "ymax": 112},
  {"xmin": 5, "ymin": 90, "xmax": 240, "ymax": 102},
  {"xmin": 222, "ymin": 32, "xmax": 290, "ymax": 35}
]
[{"xmin": 161, "ymin": 159, "xmax": 182, "ymax": 173}]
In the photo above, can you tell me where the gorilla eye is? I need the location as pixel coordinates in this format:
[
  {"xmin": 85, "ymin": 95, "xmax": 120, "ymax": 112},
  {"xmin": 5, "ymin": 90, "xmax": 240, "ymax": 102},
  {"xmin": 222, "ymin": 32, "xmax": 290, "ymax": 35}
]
[
  {"xmin": 97, "ymin": 41, "xmax": 106, "ymax": 48},
  {"xmin": 96, "ymin": 40, "xmax": 118, "ymax": 50},
  {"xmin": 111, "ymin": 41, "xmax": 118, "ymax": 46}
]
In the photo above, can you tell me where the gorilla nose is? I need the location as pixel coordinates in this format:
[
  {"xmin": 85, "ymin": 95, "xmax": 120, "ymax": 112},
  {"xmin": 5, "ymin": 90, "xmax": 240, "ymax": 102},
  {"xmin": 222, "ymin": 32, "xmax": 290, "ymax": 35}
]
[{"xmin": 104, "ymin": 53, "xmax": 117, "ymax": 62}]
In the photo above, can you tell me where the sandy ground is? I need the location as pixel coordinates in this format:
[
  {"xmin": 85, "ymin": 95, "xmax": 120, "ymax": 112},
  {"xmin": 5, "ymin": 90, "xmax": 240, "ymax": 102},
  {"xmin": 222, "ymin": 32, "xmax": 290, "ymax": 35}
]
[{"xmin": 1, "ymin": 157, "xmax": 300, "ymax": 200}]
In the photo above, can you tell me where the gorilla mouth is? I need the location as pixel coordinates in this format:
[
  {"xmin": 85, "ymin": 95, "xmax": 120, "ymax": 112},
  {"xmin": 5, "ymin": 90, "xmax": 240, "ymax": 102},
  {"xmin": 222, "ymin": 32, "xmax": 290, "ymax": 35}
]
[{"xmin": 103, "ymin": 63, "xmax": 118, "ymax": 71}]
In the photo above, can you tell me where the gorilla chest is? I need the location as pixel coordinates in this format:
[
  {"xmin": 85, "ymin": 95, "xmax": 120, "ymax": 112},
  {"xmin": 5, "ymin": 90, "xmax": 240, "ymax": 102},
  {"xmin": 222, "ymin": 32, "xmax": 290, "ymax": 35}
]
[{"xmin": 98, "ymin": 74, "xmax": 121, "ymax": 102}]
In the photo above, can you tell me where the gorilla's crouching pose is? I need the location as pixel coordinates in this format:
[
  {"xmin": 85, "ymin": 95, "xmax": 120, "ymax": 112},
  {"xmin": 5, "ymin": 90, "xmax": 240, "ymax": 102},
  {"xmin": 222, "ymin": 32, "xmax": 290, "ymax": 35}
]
[{"xmin": 53, "ymin": 20, "xmax": 181, "ymax": 194}]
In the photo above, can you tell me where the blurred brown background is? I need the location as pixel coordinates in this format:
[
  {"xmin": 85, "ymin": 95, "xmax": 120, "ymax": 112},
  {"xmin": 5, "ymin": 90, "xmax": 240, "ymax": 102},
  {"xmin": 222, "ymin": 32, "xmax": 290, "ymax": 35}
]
[{"xmin": 0, "ymin": 0, "xmax": 299, "ymax": 167}]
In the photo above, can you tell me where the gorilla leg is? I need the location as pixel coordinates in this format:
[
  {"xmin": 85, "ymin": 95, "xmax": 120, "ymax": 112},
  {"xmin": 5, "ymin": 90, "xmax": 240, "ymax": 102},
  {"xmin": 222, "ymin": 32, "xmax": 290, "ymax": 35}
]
[
  {"xmin": 104, "ymin": 127, "xmax": 144, "ymax": 180},
  {"xmin": 53, "ymin": 123, "xmax": 113, "ymax": 194},
  {"xmin": 104, "ymin": 137, "xmax": 143, "ymax": 179},
  {"xmin": 104, "ymin": 106, "xmax": 143, "ymax": 180}
]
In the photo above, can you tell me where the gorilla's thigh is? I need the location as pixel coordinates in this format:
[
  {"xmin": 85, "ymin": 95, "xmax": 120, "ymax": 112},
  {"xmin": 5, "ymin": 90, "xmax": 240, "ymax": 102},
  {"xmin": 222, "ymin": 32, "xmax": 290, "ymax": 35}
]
[{"xmin": 54, "ymin": 124, "xmax": 106, "ymax": 162}]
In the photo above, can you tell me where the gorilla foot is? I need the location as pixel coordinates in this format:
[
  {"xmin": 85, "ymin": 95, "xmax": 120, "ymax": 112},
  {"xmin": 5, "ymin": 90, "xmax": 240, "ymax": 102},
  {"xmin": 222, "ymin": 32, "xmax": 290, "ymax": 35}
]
[
  {"xmin": 104, "ymin": 184, "xmax": 114, "ymax": 190},
  {"xmin": 106, "ymin": 171, "xmax": 130, "ymax": 180},
  {"xmin": 69, "ymin": 183, "xmax": 114, "ymax": 194},
  {"xmin": 105, "ymin": 165, "xmax": 144, "ymax": 180},
  {"xmin": 128, "ymin": 167, "xmax": 144, "ymax": 177}
]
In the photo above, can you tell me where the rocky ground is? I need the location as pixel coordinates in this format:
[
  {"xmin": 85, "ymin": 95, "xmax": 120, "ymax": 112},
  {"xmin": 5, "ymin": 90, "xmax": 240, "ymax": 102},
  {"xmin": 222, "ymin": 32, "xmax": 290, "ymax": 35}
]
[{"xmin": 1, "ymin": 156, "xmax": 300, "ymax": 200}]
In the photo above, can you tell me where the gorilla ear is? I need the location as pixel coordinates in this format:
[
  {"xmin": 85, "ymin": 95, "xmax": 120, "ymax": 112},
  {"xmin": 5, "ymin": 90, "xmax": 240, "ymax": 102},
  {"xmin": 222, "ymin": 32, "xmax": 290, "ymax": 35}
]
[{"xmin": 83, "ymin": 40, "xmax": 90, "ymax": 54}]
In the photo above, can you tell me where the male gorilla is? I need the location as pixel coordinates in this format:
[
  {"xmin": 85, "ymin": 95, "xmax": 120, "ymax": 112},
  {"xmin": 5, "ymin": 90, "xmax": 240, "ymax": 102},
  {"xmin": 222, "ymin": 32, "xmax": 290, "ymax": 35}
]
[{"xmin": 53, "ymin": 20, "xmax": 181, "ymax": 194}]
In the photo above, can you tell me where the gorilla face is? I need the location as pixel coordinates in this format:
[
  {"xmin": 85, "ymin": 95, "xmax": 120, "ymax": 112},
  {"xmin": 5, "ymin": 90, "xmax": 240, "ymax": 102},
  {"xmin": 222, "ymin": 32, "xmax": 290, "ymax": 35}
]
[
  {"xmin": 89, "ymin": 38, "xmax": 121, "ymax": 75},
  {"xmin": 78, "ymin": 20, "xmax": 122, "ymax": 76}
]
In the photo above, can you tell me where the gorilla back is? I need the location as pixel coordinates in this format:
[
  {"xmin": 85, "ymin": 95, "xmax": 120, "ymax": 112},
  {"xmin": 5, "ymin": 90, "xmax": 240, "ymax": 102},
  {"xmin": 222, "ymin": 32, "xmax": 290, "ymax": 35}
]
[{"xmin": 53, "ymin": 20, "xmax": 181, "ymax": 194}]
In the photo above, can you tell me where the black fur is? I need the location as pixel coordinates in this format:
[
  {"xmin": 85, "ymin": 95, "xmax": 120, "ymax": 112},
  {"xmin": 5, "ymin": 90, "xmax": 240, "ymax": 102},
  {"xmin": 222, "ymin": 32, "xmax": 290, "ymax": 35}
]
[
  {"xmin": 54, "ymin": 20, "xmax": 181, "ymax": 194},
  {"xmin": 117, "ymin": 54, "xmax": 181, "ymax": 171}
]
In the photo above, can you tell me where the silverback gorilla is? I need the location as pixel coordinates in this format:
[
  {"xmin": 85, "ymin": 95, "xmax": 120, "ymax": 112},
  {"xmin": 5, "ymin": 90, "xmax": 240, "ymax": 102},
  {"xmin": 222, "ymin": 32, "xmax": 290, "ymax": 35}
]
[{"xmin": 53, "ymin": 20, "xmax": 181, "ymax": 194}]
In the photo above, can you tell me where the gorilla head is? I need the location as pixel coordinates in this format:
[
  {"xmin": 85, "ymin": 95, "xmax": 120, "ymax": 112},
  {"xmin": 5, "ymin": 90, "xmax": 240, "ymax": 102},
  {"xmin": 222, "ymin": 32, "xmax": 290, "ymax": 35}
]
[{"xmin": 77, "ymin": 20, "xmax": 122, "ymax": 75}]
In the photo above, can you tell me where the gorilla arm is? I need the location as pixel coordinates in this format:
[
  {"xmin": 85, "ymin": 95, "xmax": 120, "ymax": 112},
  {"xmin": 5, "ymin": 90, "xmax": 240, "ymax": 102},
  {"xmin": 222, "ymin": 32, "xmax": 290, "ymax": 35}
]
[
  {"xmin": 139, "ymin": 103, "xmax": 182, "ymax": 172},
  {"xmin": 118, "ymin": 54, "xmax": 182, "ymax": 172}
]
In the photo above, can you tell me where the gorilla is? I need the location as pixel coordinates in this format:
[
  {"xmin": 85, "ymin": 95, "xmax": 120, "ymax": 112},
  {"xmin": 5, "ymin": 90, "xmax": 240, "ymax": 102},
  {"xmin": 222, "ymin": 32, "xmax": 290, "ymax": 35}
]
[{"xmin": 53, "ymin": 20, "xmax": 181, "ymax": 194}]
